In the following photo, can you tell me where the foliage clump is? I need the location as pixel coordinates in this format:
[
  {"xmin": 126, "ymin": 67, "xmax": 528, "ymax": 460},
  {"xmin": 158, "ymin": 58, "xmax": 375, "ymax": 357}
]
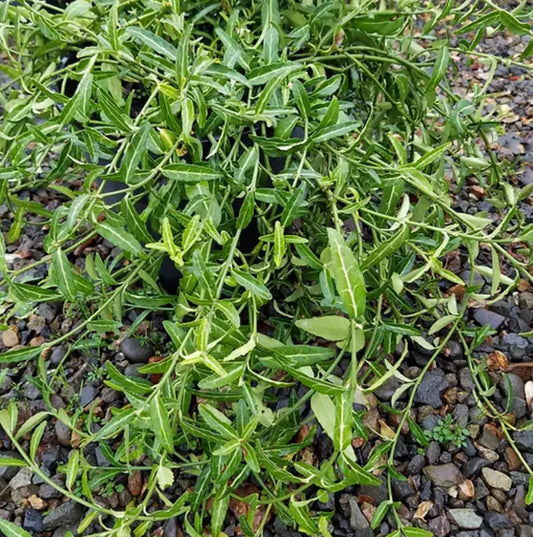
[{"xmin": 0, "ymin": 0, "xmax": 532, "ymax": 535}]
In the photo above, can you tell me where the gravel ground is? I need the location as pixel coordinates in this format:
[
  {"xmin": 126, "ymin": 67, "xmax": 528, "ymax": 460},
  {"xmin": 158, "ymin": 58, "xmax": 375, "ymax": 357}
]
[{"xmin": 1, "ymin": 17, "xmax": 533, "ymax": 537}]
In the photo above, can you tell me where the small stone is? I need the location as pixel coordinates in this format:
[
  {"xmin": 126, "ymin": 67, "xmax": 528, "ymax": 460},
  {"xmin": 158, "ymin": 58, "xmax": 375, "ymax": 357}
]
[
  {"xmin": 164, "ymin": 517, "xmax": 179, "ymax": 537},
  {"xmin": 95, "ymin": 447, "xmax": 110, "ymax": 467},
  {"xmin": 28, "ymin": 494, "xmax": 47, "ymax": 510},
  {"xmin": 519, "ymin": 292, "xmax": 533, "ymax": 310},
  {"xmin": 358, "ymin": 478, "xmax": 388, "ymax": 504},
  {"xmin": 80, "ymin": 385, "xmax": 97, "ymax": 407},
  {"xmin": 453, "ymin": 404, "xmax": 469, "ymax": 428},
  {"xmin": 42, "ymin": 501, "xmax": 84, "ymax": 530},
  {"xmin": 349, "ymin": 498, "xmax": 370, "ymax": 530},
  {"xmin": 39, "ymin": 483, "xmax": 61, "ymax": 499},
  {"xmin": 415, "ymin": 369, "xmax": 450, "ymax": 408},
  {"xmin": 429, "ymin": 515, "xmax": 451, "ymax": 537},
  {"xmin": 518, "ymin": 525, "xmax": 532, "ymax": 537},
  {"xmin": 2, "ymin": 327, "xmax": 19, "ymax": 347},
  {"xmin": 505, "ymin": 447, "xmax": 522, "ymax": 471},
  {"xmin": 483, "ymin": 512, "xmax": 512, "ymax": 529},
  {"xmin": 124, "ymin": 364, "xmax": 143, "ymax": 377},
  {"xmin": 38, "ymin": 303, "xmax": 58, "ymax": 322},
  {"xmin": 54, "ymin": 421, "xmax": 71, "ymax": 448},
  {"xmin": 462, "ymin": 458, "xmax": 490, "ymax": 479},
  {"xmin": 407, "ymin": 454, "xmax": 425, "ymax": 476},
  {"xmin": 27, "ymin": 314, "xmax": 46, "ymax": 333},
  {"xmin": 473, "ymin": 309, "xmax": 505, "ymax": 330},
  {"xmin": 23, "ymin": 508, "xmax": 45, "ymax": 534},
  {"xmin": 503, "ymin": 333, "xmax": 529, "ymax": 360},
  {"xmin": 515, "ymin": 430, "xmax": 533, "ymax": 453},
  {"xmin": 481, "ymin": 468, "xmax": 512, "ymax": 491},
  {"xmin": 459, "ymin": 368, "xmax": 475, "ymax": 390},
  {"xmin": 50, "ymin": 346, "xmax": 67, "ymax": 366},
  {"xmin": 9, "ymin": 468, "xmax": 33, "ymax": 490},
  {"xmin": 128, "ymin": 471, "xmax": 143, "ymax": 496},
  {"xmin": 479, "ymin": 424, "xmax": 501, "ymax": 450},
  {"xmin": 448, "ymin": 508, "xmax": 483, "ymax": 529},
  {"xmin": 486, "ymin": 495, "xmax": 503, "ymax": 513},
  {"xmin": 120, "ymin": 337, "xmax": 153, "ymax": 363},
  {"xmin": 100, "ymin": 386, "xmax": 118, "ymax": 404},
  {"xmin": 427, "ymin": 442, "xmax": 441, "ymax": 465},
  {"xmin": 391, "ymin": 479, "xmax": 415, "ymax": 500},
  {"xmin": 462, "ymin": 439, "xmax": 477, "ymax": 457},
  {"xmin": 478, "ymin": 445, "xmax": 499, "ymax": 463},
  {"xmin": 423, "ymin": 464, "xmax": 464, "ymax": 487}
]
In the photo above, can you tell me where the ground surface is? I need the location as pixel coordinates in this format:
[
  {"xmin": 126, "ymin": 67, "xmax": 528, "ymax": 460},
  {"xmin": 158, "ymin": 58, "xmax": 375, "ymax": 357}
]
[{"xmin": 1, "ymin": 18, "xmax": 533, "ymax": 537}]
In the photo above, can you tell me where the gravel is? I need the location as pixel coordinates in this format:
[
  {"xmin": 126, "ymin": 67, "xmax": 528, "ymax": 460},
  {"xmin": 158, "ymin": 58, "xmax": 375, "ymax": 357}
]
[
  {"xmin": 449, "ymin": 508, "xmax": 483, "ymax": 529},
  {"xmin": 42, "ymin": 501, "xmax": 84, "ymax": 531},
  {"xmin": 414, "ymin": 369, "xmax": 450, "ymax": 408},
  {"xmin": 120, "ymin": 337, "xmax": 153, "ymax": 363},
  {"xmin": 423, "ymin": 464, "xmax": 465, "ymax": 487}
]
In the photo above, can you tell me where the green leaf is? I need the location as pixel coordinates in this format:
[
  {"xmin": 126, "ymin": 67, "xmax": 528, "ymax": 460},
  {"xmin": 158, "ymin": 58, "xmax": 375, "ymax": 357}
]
[
  {"xmin": 325, "ymin": 228, "xmax": 366, "ymax": 319},
  {"xmin": 236, "ymin": 193, "xmax": 255, "ymax": 230},
  {"xmin": 403, "ymin": 528, "xmax": 433, "ymax": 537},
  {"xmin": 317, "ymin": 97, "xmax": 339, "ymax": 130},
  {"xmin": 371, "ymin": 500, "xmax": 392, "ymax": 530},
  {"xmin": 334, "ymin": 390, "xmax": 352, "ymax": 451},
  {"xmin": 426, "ymin": 46, "xmax": 450, "ymax": 94},
  {"xmin": 0, "ymin": 518, "xmax": 33, "ymax": 537},
  {"xmin": 500, "ymin": 11, "xmax": 530, "ymax": 35},
  {"xmin": 0, "ymin": 346, "xmax": 42, "ymax": 364},
  {"xmin": 0, "ymin": 457, "xmax": 26, "ymax": 468},
  {"xmin": 96, "ymin": 222, "xmax": 143, "ymax": 256},
  {"xmin": 15, "ymin": 412, "xmax": 49, "ymax": 440},
  {"xmin": 52, "ymin": 248, "xmax": 77, "ymax": 300},
  {"xmin": 30, "ymin": 421, "xmax": 47, "ymax": 461},
  {"xmin": 526, "ymin": 475, "xmax": 533, "ymax": 505},
  {"xmin": 65, "ymin": 450, "xmax": 80, "ymax": 490},
  {"xmin": 414, "ymin": 142, "xmax": 451, "ymax": 170},
  {"xmin": 310, "ymin": 393, "xmax": 336, "ymax": 441},
  {"xmin": 121, "ymin": 121, "xmax": 151, "ymax": 184},
  {"xmin": 281, "ymin": 184, "xmax": 306, "ymax": 227},
  {"xmin": 162, "ymin": 164, "xmax": 224, "ymax": 182},
  {"xmin": 211, "ymin": 493, "xmax": 230, "ymax": 537},
  {"xmin": 520, "ymin": 39, "xmax": 533, "ymax": 60},
  {"xmin": 312, "ymin": 122, "xmax": 358, "ymax": 144},
  {"xmin": 248, "ymin": 62, "xmax": 303, "ymax": 85},
  {"xmin": 361, "ymin": 226, "xmax": 409, "ymax": 271},
  {"xmin": 198, "ymin": 404, "xmax": 237, "ymax": 440},
  {"xmin": 295, "ymin": 316, "xmax": 351, "ymax": 341},
  {"xmin": 156, "ymin": 464, "xmax": 174, "ymax": 490},
  {"xmin": 150, "ymin": 395, "xmax": 174, "ymax": 453},
  {"xmin": 126, "ymin": 27, "xmax": 178, "ymax": 59},
  {"xmin": 231, "ymin": 269, "xmax": 272, "ymax": 301}
]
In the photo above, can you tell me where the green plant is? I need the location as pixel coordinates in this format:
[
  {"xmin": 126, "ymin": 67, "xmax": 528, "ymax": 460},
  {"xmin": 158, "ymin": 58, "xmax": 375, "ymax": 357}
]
[
  {"xmin": 0, "ymin": 0, "xmax": 532, "ymax": 536},
  {"xmin": 424, "ymin": 414, "xmax": 470, "ymax": 448}
]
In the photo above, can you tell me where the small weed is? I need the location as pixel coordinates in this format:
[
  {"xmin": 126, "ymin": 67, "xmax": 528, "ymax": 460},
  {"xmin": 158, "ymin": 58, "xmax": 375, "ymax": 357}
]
[{"xmin": 425, "ymin": 415, "xmax": 470, "ymax": 448}]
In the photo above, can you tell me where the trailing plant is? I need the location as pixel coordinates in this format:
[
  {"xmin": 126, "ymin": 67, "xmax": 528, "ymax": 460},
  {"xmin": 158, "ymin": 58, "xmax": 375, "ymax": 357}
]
[{"xmin": 0, "ymin": 0, "xmax": 532, "ymax": 536}]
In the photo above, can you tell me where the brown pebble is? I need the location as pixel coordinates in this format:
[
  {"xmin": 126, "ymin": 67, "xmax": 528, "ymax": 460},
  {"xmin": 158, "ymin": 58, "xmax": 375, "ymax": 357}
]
[
  {"xmin": 30, "ymin": 336, "xmax": 46, "ymax": 347},
  {"xmin": 28, "ymin": 495, "xmax": 47, "ymax": 510},
  {"xmin": 505, "ymin": 447, "xmax": 522, "ymax": 471},
  {"xmin": 443, "ymin": 387, "xmax": 458, "ymax": 405},
  {"xmin": 2, "ymin": 327, "xmax": 19, "ymax": 348},
  {"xmin": 486, "ymin": 495, "xmax": 503, "ymax": 513},
  {"xmin": 459, "ymin": 479, "xmax": 475, "ymax": 499},
  {"xmin": 128, "ymin": 471, "xmax": 143, "ymax": 496}
]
